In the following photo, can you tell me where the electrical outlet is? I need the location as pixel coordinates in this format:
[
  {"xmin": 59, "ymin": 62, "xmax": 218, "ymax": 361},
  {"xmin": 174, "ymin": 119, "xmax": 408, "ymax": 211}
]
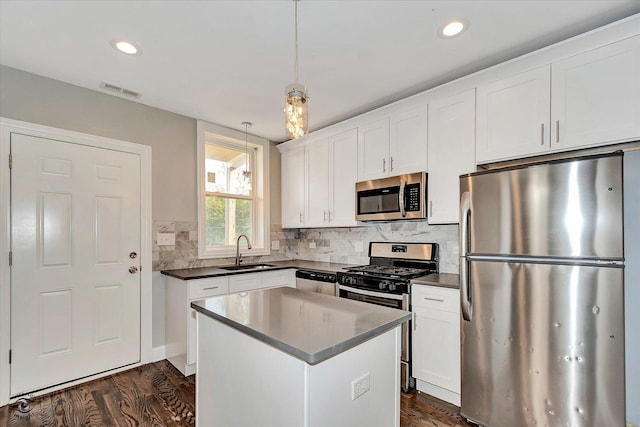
[
  {"xmin": 308, "ymin": 241, "xmax": 316, "ymax": 249},
  {"xmin": 157, "ymin": 232, "xmax": 175, "ymax": 246},
  {"xmin": 354, "ymin": 241, "xmax": 364, "ymax": 253},
  {"xmin": 351, "ymin": 372, "xmax": 370, "ymax": 400},
  {"xmin": 271, "ymin": 240, "xmax": 280, "ymax": 250}
]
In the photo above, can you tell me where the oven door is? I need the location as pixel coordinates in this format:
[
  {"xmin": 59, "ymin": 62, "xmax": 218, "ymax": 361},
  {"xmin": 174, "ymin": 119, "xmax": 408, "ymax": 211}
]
[{"xmin": 339, "ymin": 285, "xmax": 410, "ymax": 362}]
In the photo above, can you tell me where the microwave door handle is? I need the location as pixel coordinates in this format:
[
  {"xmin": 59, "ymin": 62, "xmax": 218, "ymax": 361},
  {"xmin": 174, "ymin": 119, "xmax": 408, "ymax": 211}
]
[{"xmin": 399, "ymin": 178, "xmax": 407, "ymax": 217}]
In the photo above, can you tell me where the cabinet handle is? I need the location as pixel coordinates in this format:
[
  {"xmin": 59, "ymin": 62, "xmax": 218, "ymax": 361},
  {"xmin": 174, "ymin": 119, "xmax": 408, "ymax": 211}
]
[
  {"xmin": 203, "ymin": 286, "xmax": 219, "ymax": 291},
  {"xmin": 390, "ymin": 156, "xmax": 394, "ymax": 172},
  {"xmin": 383, "ymin": 158, "xmax": 386, "ymax": 173},
  {"xmin": 327, "ymin": 210, "xmax": 331, "ymax": 222},
  {"xmin": 413, "ymin": 312, "xmax": 417, "ymax": 331},
  {"xmin": 556, "ymin": 120, "xmax": 560, "ymax": 143},
  {"xmin": 429, "ymin": 201, "xmax": 433, "ymax": 218},
  {"xmin": 424, "ymin": 297, "xmax": 445, "ymax": 302},
  {"xmin": 300, "ymin": 212, "xmax": 304, "ymax": 224},
  {"xmin": 323, "ymin": 210, "xmax": 328, "ymax": 222},
  {"xmin": 540, "ymin": 123, "xmax": 545, "ymax": 146}
]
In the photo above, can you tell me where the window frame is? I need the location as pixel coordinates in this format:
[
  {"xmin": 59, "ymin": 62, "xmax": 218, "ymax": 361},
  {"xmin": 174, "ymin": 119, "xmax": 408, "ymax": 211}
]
[{"xmin": 197, "ymin": 120, "xmax": 270, "ymax": 259}]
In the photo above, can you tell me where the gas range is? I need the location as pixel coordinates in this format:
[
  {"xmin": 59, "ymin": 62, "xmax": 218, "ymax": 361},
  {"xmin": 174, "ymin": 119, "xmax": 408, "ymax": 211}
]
[
  {"xmin": 337, "ymin": 242, "xmax": 438, "ymax": 392},
  {"xmin": 337, "ymin": 242, "xmax": 438, "ymax": 295}
]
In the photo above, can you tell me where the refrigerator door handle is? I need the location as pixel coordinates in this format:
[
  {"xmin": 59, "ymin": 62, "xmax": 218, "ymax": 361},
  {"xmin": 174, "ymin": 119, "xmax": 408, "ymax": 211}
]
[
  {"xmin": 399, "ymin": 178, "xmax": 407, "ymax": 217},
  {"xmin": 460, "ymin": 191, "xmax": 472, "ymax": 321}
]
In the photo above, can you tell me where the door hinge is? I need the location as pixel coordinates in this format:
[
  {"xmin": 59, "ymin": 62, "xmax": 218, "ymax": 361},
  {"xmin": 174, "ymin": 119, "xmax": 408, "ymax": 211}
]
[
  {"xmin": 9, "ymin": 349, "xmax": 11, "ymax": 364},
  {"xmin": 8, "ymin": 251, "xmax": 12, "ymax": 266},
  {"xmin": 8, "ymin": 153, "xmax": 12, "ymax": 169}
]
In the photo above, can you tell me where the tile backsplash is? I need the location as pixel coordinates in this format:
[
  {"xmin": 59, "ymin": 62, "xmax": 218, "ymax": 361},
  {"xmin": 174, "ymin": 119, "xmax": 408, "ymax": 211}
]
[{"xmin": 153, "ymin": 220, "xmax": 459, "ymax": 274}]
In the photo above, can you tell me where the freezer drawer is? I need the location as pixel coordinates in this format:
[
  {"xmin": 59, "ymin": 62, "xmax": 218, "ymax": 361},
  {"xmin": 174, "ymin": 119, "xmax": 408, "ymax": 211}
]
[
  {"xmin": 461, "ymin": 260, "xmax": 624, "ymax": 427},
  {"xmin": 460, "ymin": 154, "xmax": 623, "ymax": 259}
]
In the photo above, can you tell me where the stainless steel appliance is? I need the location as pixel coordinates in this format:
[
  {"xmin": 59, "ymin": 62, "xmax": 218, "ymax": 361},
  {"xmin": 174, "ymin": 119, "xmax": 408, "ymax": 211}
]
[
  {"xmin": 295, "ymin": 269, "xmax": 338, "ymax": 296},
  {"xmin": 459, "ymin": 153, "xmax": 625, "ymax": 427},
  {"xmin": 337, "ymin": 242, "xmax": 438, "ymax": 391},
  {"xmin": 355, "ymin": 172, "xmax": 427, "ymax": 221}
]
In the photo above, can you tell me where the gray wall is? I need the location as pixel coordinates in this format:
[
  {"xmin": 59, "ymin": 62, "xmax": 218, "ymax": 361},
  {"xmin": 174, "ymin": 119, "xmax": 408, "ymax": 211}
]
[
  {"xmin": 624, "ymin": 150, "xmax": 639, "ymax": 425},
  {"xmin": 0, "ymin": 65, "xmax": 197, "ymax": 222}
]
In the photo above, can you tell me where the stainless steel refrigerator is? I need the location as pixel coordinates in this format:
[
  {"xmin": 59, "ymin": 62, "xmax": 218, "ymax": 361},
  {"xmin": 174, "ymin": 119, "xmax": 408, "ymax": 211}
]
[{"xmin": 459, "ymin": 153, "xmax": 625, "ymax": 427}]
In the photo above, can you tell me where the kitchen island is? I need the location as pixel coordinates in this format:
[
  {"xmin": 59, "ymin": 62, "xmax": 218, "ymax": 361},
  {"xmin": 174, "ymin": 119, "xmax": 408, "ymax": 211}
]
[{"xmin": 191, "ymin": 286, "xmax": 411, "ymax": 427}]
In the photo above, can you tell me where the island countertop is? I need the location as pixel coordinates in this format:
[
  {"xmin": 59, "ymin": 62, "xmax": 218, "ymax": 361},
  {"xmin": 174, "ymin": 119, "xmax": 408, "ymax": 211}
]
[{"xmin": 191, "ymin": 287, "xmax": 411, "ymax": 365}]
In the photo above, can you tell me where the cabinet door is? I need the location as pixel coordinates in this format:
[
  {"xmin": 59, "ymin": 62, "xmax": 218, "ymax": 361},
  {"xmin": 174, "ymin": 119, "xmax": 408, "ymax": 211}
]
[
  {"xmin": 427, "ymin": 89, "xmax": 476, "ymax": 224},
  {"xmin": 281, "ymin": 147, "xmax": 306, "ymax": 228},
  {"xmin": 329, "ymin": 129, "xmax": 358, "ymax": 227},
  {"xmin": 389, "ymin": 104, "xmax": 428, "ymax": 176},
  {"xmin": 551, "ymin": 36, "xmax": 640, "ymax": 151},
  {"xmin": 476, "ymin": 66, "xmax": 551, "ymax": 163},
  {"xmin": 412, "ymin": 306, "xmax": 460, "ymax": 394},
  {"xmin": 306, "ymin": 139, "xmax": 330, "ymax": 227},
  {"xmin": 229, "ymin": 272, "xmax": 262, "ymax": 293},
  {"xmin": 357, "ymin": 117, "xmax": 390, "ymax": 181}
]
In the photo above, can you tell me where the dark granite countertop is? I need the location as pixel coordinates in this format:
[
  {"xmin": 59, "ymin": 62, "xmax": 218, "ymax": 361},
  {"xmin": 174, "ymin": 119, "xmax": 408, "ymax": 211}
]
[
  {"xmin": 161, "ymin": 260, "xmax": 356, "ymax": 280},
  {"xmin": 411, "ymin": 273, "xmax": 460, "ymax": 289},
  {"xmin": 191, "ymin": 287, "xmax": 411, "ymax": 364}
]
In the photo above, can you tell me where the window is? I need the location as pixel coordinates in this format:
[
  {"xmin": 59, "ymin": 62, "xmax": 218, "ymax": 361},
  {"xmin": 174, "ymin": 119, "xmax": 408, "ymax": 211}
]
[{"xmin": 197, "ymin": 121, "xmax": 270, "ymax": 258}]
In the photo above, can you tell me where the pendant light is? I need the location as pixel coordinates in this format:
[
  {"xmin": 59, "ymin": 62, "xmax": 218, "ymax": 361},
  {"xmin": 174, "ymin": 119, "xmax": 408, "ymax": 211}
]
[
  {"xmin": 241, "ymin": 121, "xmax": 252, "ymax": 182},
  {"xmin": 285, "ymin": 0, "xmax": 308, "ymax": 140}
]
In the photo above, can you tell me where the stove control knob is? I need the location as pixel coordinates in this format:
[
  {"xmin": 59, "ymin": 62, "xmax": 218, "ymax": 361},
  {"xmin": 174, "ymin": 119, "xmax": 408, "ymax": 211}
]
[
  {"xmin": 378, "ymin": 282, "xmax": 385, "ymax": 290},
  {"xmin": 388, "ymin": 283, "xmax": 397, "ymax": 292}
]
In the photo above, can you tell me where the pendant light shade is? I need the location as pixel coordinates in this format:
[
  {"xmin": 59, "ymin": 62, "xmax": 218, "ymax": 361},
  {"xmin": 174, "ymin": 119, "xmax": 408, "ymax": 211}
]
[
  {"xmin": 241, "ymin": 121, "xmax": 252, "ymax": 182},
  {"xmin": 285, "ymin": 0, "xmax": 308, "ymax": 140}
]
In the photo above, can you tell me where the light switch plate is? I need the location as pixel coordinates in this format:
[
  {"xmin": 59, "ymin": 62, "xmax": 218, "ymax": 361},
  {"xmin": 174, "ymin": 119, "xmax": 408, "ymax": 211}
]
[
  {"xmin": 271, "ymin": 240, "xmax": 280, "ymax": 250},
  {"xmin": 157, "ymin": 232, "xmax": 175, "ymax": 246},
  {"xmin": 354, "ymin": 241, "xmax": 364, "ymax": 253}
]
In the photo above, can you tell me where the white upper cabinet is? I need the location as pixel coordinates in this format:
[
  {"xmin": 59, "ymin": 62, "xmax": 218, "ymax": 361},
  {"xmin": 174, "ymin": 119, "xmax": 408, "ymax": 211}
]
[
  {"xmin": 306, "ymin": 138, "xmax": 330, "ymax": 228},
  {"xmin": 357, "ymin": 117, "xmax": 390, "ymax": 181},
  {"xmin": 476, "ymin": 66, "xmax": 551, "ymax": 163},
  {"xmin": 281, "ymin": 146, "xmax": 306, "ymax": 228},
  {"xmin": 477, "ymin": 36, "xmax": 640, "ymax": 164},
  {"xmin": 551, "ymin": 35, "xmax": 640, "ymax": 151},
  {"xmin": 389, "ymin": 105, "xmax": 429, "ymax": 176},
  {"xmin": 328, "ymin": 129, "xmax": 358, "ymax": 227},
  {"xmin": 427, "ymin": 89, "xmax": 476, "ymax": 224},
  {"xmin": 357, "ymin": 103, "xmax": 428, "ymax": 181}
]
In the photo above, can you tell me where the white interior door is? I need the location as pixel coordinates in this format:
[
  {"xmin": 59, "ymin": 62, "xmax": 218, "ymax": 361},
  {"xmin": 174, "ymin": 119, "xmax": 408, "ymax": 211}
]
[{"xmin": 10, "ymin": 133, "xmax": 141, "ymax": 396}]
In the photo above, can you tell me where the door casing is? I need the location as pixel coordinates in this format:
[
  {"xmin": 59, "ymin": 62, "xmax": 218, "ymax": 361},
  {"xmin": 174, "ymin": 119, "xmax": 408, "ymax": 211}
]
[{"xmin": 0, "ymin": 117, "xmax": 153, "ymax": 406}]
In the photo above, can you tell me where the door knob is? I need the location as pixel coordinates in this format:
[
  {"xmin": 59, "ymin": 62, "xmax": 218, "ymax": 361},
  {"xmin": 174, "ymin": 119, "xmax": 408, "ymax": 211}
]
[
  {"xmin": 129, "ymin": 266, "xmax": 138, "ymax": 274},
  {"xmin": 129, "ymin": 252, "xmax": 138, "ymax": 259}
]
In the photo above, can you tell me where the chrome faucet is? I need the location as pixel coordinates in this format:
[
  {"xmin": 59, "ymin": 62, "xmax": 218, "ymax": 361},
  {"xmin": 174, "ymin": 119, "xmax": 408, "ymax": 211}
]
[{"xmin": 235, "ymin": 234, "xmax": 252, "ymax": 265}]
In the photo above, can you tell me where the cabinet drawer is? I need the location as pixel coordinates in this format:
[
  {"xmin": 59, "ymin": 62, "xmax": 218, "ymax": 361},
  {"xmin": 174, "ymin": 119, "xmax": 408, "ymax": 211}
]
[
  {"xmin": 188, "ymin": 277, "xmax": 229, "ymax": 300},
  {"xmin": 412, "ymin": 285, "xmax": 459, "ymax": 313},
  {"xmin": 262, "ymin": 269, "xmax": 295, "ymax": 288}
]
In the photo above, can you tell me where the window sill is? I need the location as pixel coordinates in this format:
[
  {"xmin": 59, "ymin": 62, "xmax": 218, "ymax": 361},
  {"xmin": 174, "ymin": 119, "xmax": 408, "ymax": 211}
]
[{"xmin": 198, "ymin": 248, "xmax": 271, "ymax": 260}]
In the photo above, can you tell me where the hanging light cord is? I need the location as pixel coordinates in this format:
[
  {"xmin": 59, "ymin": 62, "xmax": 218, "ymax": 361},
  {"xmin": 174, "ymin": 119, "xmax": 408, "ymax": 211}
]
[{"xmin": 294, "ymin": 0, "xmax": 299, "ymax": 85}]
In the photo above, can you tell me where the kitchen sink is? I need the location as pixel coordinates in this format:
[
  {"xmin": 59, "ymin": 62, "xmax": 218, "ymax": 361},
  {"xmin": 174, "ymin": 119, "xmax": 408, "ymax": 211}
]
[{"xmin": 218, "ymin": 263, "xmax": 276, "ymax": 271}]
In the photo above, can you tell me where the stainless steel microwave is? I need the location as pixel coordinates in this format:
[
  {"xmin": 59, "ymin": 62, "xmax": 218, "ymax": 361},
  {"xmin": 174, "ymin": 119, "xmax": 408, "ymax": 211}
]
[{"xmin": 355, "ymin": 172, "xmax": 427, "ymax": 221}]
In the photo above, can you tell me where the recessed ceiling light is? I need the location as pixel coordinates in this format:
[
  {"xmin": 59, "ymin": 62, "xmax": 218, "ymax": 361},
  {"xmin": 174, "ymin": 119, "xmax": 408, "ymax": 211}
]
[
  {"xmin": 439, "ymin": 20, "xmax": 469, "ymax": 39},
  {"xmin": 111, "ymin": 39, "xmax": 142, "ymax": 56}
]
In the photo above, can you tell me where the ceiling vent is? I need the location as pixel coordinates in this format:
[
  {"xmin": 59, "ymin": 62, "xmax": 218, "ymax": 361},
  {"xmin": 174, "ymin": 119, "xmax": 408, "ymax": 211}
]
[{"xmin": 100, "ymin": 81, "xmax": 142, "ymax": 98}]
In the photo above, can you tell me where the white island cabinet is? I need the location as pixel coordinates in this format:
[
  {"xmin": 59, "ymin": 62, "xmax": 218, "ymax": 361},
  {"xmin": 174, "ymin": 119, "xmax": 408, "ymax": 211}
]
[{"xmin": 192, "ymin": 287, "xmax": 411, "ymax": 427}]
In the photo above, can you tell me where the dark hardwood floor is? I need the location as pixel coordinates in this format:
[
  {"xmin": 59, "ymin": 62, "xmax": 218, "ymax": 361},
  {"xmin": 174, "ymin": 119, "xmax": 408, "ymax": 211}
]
[{"xmin": 0, "ymin": 360, "xmax": 471, "ymax": 426}]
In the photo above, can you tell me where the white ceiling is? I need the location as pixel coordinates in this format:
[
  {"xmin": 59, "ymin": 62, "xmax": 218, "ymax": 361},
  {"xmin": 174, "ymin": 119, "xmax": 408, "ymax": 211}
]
[{"xmin": 1, "ymin": 1, "xmax": 639, "ymax": 142}]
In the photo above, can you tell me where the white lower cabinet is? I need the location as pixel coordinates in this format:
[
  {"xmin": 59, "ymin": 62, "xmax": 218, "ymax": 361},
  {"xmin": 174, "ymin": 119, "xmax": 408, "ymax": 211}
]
[
  {"xmin": 412, "ymin": 285, "xmax": 461, "ymax": 405},
  {"xmin": 166, "ymin": 269, "xmax": 296, "ymax": 376},
  {"xmin": 229, "ymin": 269, "xmax": 296, "ymax": 293},
  {"xmin": 166, "ymin": 276, "xmax": 229, "ymax": 376}
]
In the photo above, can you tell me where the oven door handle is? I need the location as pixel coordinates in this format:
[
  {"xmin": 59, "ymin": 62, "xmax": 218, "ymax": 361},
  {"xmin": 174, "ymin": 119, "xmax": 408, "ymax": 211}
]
[
  {"xmin": 399, "ymin": 178, "xmax": 407, "ymax": 217},
  {"xmin": 339, "ymin": 284, "xmax": 404, "ymax": 301}
]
